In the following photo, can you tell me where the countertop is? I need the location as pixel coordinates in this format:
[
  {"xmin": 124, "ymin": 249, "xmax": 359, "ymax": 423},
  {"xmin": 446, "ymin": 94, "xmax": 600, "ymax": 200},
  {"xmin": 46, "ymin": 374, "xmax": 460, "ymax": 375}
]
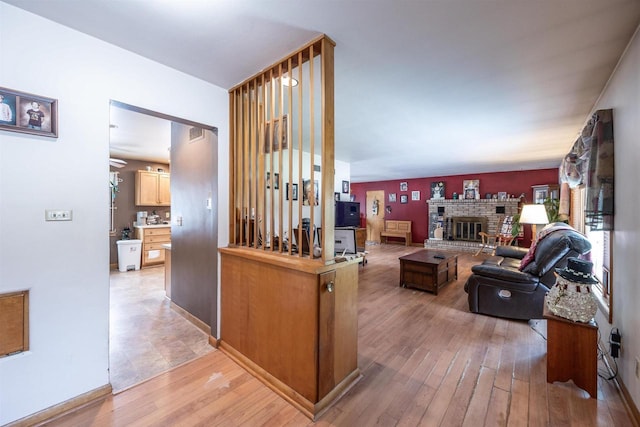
[{"xmin": 134, "ymin": 223, "xmax": 171, "ymax": 229}]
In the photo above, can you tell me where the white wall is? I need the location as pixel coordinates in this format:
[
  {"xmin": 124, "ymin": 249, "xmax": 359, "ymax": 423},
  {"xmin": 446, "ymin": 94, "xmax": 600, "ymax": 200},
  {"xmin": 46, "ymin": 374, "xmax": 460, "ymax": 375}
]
[
  {"xmin": 592, "ymin": 24, "xmax": 640, "ymax": 409},
  {"xmin": 0, "ymin": 3, "xmax": 228, "ymax": 424}
]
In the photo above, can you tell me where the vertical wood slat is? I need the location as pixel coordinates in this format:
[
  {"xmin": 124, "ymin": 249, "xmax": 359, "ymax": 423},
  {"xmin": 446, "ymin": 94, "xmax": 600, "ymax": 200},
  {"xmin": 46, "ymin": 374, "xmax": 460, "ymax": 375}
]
[
  {"xmin": 229, "ymin": 35, "xmax": 335, "ymax": 260},
  {"xmin": 296, "ymin": 50, "xmax": 304, "ymax": 258},
  {"xmin": 321, "ymin": 38, "xmax": 335, "ymax": 260},
  {"xmin": 228, "ymin": 92, "xmax": 236, "ymax": 244},
  {"xmin": 308, "ymin": 44, "xmax": 315, "ymax": 257}
]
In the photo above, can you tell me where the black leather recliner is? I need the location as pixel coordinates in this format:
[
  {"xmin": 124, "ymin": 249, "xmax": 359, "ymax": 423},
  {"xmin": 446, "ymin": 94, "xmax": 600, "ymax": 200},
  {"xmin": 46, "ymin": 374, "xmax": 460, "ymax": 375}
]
[{"xmin": 464, "ymin": 223, "xmax": 592, "ymax": 320}]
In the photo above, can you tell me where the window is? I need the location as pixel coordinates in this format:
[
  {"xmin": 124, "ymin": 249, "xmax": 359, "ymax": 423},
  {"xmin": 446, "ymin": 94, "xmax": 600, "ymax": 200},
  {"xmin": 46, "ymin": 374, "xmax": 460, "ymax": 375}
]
[
  {"xmin": 573, "ymin": 186, "xmax": 612, "ymax": 323},
  {"xmin": 586, "ymin": 224, "xmax": 612, "ymax": 323}
]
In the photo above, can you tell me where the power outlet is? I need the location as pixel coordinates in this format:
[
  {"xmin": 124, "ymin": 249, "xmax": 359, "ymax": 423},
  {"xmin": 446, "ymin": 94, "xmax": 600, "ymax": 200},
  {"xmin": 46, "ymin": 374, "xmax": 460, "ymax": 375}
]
[{"xmin": 636, "ymin": 357, "xmax": 640, "ymax": 380}]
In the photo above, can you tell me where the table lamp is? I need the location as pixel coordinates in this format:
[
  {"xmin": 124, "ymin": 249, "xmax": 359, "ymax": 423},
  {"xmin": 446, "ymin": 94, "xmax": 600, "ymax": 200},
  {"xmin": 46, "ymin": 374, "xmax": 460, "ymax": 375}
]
[{"xmin": 519, "ymin": 204, "xmax": 549, "ymax": 239}]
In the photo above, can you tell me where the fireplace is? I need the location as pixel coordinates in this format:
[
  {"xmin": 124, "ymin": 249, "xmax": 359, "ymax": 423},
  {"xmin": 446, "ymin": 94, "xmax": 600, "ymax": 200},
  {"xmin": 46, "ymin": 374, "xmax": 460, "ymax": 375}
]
[{"xmin": 451, "ymin": 216, "xmax": 487, "ymax": 242}]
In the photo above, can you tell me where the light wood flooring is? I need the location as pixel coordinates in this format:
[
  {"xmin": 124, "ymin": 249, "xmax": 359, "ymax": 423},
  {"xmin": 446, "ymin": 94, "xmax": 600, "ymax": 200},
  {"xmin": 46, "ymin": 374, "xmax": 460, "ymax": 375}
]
[
  {"xmin": 47, "ymin": 245, "xmax": 635, "ymax": 426},
  {"xmin": 109, "ymin": 265, "xmax": 213, "ymax": 392}
]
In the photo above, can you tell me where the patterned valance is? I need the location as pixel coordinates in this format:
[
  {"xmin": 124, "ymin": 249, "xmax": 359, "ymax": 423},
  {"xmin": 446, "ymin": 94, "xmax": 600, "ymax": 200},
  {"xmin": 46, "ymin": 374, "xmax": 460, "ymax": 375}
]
[{"xmin": 560, "ymin": 109, "xmax": 614, "ymax": 230}]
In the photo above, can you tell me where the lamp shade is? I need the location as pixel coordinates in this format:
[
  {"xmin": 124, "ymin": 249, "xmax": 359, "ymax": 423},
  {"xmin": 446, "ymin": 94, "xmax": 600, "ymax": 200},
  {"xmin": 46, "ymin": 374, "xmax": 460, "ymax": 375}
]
[{"xmin": 519, "ymin": 204, "xmax": 549, "ymax": 225}]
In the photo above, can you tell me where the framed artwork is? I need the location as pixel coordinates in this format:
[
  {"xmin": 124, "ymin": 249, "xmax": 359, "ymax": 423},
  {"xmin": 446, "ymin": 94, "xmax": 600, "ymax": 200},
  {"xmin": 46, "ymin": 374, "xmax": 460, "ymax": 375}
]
[
  {"xmin": 303, "ymin": 179, "xmax": 319, "ymax": 206},
  {"xmin": 264, "ymin": 115, "xmax": 288, "ymax": 153},
  {"xmin": 342, "ymin": 180, "xmax": 350, "ymax": 193},
  {"xmin": 286, "ymin": 183, "xmax": 298, "ymax": 201},
  {"xmin": 412, "ymin": 190, "xmax": 420, "ymax": 201},
  {"xmin": 266, "ymin": 172, "xmax": 279, "ymax": 189},
  {"xmin": 400, "ymin": 194, "xmax": 408, "ymax": 204},
  {"xmin": 388, "ymin": 193, "xmax": 397, "ymax": 202},
  {"xmin": 430, "ymin": 181, "xmax": 445, "ymax": 199},
  {"xmin": 400, "ymin": 181, "xmax": 408, "ymax": 191},
  {"xmin": 463, "ymin": 179, "xmax": 479, "ymax": 199},
  {"xmin": 0, "ymin": 87, "xmax": 58, "ymax": 138},
  {"xmin": 334, "ymin": 192, "xmax": 340, "ymax": 201},
  {"xmin": 498, "ymin": 191, "xmax": 507, "ymax": 200}
]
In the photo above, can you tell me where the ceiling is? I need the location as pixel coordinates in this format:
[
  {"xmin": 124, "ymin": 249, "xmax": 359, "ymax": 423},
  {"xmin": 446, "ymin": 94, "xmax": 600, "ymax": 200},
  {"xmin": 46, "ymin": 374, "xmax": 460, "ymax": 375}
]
[{"xmin": 6, "ymin": 0, "xmax": 640, "ymax": 182}]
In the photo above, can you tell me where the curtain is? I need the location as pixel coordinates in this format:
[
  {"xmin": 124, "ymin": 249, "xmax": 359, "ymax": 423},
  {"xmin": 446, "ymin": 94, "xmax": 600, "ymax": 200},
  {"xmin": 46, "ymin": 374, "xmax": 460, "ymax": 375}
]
[{"xmin": 560, "ymin": 109, "xmax": 614, "ymax": 230}]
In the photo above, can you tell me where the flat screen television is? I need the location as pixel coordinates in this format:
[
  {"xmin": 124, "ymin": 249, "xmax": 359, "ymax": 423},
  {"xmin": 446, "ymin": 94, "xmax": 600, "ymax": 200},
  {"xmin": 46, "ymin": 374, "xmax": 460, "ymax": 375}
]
[{"xmin": 335, "ymin": 201, "xmax": 360, "ymax": 227}]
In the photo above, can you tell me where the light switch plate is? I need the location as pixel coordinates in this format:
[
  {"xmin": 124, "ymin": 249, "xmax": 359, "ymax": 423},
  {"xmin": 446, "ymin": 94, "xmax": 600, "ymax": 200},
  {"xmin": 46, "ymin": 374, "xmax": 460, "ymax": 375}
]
[{"xmin": 45, "ymin": 209, "xmax": 72, "ymax": 221}]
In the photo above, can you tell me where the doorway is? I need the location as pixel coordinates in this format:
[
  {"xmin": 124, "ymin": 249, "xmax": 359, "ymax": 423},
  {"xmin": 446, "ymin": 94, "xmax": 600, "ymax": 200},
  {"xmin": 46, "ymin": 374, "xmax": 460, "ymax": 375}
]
[
  {"xmin": 366, "ymin": 190, "xmax": 385, "ymax": 243},
  {"xmin": 108, "ymin": 101, "xmax": 218, "ymax": 392}
]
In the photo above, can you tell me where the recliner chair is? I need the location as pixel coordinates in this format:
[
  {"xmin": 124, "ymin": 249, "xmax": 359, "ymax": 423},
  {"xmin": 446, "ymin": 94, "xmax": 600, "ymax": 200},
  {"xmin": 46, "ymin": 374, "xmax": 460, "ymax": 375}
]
[{"xmin": 464, "ymin": 223, "xmax": 592, "ymax": 320}]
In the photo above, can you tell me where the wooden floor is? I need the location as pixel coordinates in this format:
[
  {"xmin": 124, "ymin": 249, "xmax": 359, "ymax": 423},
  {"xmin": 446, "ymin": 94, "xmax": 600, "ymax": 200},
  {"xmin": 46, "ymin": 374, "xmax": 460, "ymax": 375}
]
[{"xmin": 45, "ymin": 245, "xmax": 635, "ymax": 426}]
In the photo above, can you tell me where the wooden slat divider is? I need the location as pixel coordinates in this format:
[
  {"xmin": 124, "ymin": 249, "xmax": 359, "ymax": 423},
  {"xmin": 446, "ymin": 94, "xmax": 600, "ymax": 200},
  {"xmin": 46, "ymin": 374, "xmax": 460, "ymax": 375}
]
[{"xmin": 228, "ymin": 35, "xmax": 336, "ymax": 262}]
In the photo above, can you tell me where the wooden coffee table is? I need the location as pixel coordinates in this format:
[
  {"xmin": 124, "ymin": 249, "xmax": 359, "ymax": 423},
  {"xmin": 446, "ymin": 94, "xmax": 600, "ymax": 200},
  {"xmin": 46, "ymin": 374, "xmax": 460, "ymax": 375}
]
[{"xmin": 399, "ymin": 250, "xmax": 458, "ymax": 295}]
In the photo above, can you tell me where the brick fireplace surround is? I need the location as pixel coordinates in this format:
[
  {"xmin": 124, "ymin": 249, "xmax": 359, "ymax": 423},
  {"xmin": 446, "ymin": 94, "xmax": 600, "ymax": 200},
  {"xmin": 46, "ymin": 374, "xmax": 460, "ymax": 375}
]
[{"xmin": 425, "ymin": 199, "xmax": 520, "ymax": 252}]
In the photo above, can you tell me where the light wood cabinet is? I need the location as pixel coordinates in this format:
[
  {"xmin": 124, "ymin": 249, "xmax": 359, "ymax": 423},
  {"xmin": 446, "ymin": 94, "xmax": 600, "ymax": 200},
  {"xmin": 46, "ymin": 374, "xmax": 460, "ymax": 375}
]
[
  {"xmin": 220, "ymin": 248, "xmax": 360, "ymax": 420},
  {"xmin": 135, "ymin": 226, "xmax": 171, "ymax": 267},
  {"xmin": 135, "ymin": 170, "xmax": 171, "ymax": 206}
]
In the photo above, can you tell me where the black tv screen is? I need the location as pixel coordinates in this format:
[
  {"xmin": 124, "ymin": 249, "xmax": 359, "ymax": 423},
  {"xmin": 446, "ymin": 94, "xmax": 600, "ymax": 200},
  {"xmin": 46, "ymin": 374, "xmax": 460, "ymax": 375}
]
[{"xmin": 335, "ymin": 201, "xmax": 360, "ymax": 227}]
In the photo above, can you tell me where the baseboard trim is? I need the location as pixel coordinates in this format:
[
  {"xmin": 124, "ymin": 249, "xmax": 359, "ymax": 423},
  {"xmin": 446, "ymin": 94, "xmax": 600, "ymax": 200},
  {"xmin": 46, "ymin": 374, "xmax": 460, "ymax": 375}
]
[
  {"xmin": 208, "ymin": 335, "xmax": 219, "ymax": 348},
  {"xmin": 170, "ymin": 301, "xmax": 211, "ymax": 335},
  {"xmin": 219, "ymin": 340, "xmax": 360, "ymax": 420},
  {"xmin": 615, "ymin": 371, "xmax": 640, "ymax": 427},
  {"xmin": 602, "ymin": 352, "xmax": 640, "ymax": 427},
  {"xmin": 6, "ymin": 383, "xmax": 112, "ymax": 427}
]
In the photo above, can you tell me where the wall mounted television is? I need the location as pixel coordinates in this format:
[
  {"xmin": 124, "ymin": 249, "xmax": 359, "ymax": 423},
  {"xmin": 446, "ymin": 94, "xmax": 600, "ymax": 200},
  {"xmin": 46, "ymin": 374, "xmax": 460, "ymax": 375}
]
[{"xmin": 335, "ymin": 201, "xmax": 360, "ymax": 227}]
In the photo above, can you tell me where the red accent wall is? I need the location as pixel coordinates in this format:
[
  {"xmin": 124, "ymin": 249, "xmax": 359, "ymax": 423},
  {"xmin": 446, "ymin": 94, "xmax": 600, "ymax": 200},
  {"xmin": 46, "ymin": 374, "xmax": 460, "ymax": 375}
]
[{"xmin": 350, "ymin": 168, "xmax": 559, "ymax": 246}]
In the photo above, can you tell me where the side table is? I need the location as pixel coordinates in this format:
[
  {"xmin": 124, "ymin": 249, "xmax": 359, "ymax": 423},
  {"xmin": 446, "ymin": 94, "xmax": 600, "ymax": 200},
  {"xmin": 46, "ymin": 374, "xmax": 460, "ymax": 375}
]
[{"xmin": 543, "ymin": 305, "xmax": 598, "ymax": 398}]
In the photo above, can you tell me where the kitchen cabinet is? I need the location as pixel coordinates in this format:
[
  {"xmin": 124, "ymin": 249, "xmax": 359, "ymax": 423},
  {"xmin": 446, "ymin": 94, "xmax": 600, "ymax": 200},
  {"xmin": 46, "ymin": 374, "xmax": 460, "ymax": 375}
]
[
  {"xmin": 135, "ymin": 226, "xmax": 171, "ymax": 267},
  {"xmin": 135, "ymin": 170, "xmax": 171, "ymax": 206}
]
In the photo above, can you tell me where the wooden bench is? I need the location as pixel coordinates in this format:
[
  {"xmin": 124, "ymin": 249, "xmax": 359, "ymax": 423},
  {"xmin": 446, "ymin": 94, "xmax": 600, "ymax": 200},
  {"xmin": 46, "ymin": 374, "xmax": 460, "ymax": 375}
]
[{"xmin": 380, "ymin": 220, "xmax": 412, "ymax": 246}]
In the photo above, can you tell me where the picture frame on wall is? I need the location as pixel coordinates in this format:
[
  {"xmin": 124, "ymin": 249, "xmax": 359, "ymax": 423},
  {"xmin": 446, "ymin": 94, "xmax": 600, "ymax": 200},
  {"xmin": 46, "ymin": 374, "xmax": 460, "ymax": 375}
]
[
  {"xmin": 266, "ymin": 172, "xmax": 279, "ymax": 189},
  {"xmin": 389, "ymin": 193, "xmax": 397, "ymax": 202},
  {"xmin": 264, "ymin": 115, "xmax": 288, "ymax": 153},
  {"xmin": 0, "ymin": 87, "xmax": 58, "ymax": 138},
  {"xmin": 411, "ymin": 190, "xmax": 420, "ymax": 201},
  {"xmin": 342, "ymin": 180, "xmax": 350, "ymax": 193},
  {"xmin": 334, "ymin": 192, "xmax": 340, "ymax": 201},
  {"xmin": 400, "ymin": 194, "xmax": 408, "ymax": 204},
  {"xmin": 430, "ymin": 181, "xmax": 445, "ymax": 199},
  {"xmin": 463, "ymin": 179, "xmax": 480, "ymax": 199},
  {"xmin": 400, "ymin": 181, "xmax": 408, "ymax": 191},
  {"xmin": 286, "ymin": 183, "xmax": 298, "ymax": 200},
  {"xmin": 303, "ymin": 179, "xmax": 319, "ymax": 206}
]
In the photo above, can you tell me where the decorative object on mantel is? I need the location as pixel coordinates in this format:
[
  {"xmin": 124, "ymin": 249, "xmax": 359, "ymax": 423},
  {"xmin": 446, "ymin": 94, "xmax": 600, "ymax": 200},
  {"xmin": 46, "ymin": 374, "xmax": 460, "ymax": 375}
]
[
  {"xmin": 560, "ymin": 109, "xmax": 614, "ymax": 230},
  {"xmin": 546, "ymin": 257, "xmax": 598, "ymax": 323},
  {"xmin": 463, "ymin": 179, "xmax": 479, "ymax": 200},
  {"xmin": 430, "ymin": 181, "xmax": 445, "ymax": 199},
  {"xmin": 0, "ymin": 86, "xmax": 58, "ymax": 138}
]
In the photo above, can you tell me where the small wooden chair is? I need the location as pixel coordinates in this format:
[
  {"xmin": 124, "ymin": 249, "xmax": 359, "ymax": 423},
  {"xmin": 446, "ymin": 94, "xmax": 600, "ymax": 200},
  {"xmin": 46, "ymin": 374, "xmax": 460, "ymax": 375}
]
[{"xmin": 475, "ymin": 216, "xmax": 515, "ymax": 256}]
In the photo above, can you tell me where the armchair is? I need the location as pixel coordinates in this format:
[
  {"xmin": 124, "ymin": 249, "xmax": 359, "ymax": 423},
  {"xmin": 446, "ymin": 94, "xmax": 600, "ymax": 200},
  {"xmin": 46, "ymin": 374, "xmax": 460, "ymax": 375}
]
[{"xmin": 464, "ymin": 223, "xmax": 592, "ymax": 320}]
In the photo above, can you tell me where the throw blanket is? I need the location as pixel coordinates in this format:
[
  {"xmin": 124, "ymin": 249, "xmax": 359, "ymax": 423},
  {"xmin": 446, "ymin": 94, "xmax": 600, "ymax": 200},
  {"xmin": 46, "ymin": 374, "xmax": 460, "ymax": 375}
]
[{"xmin": 519, "ymin": 223, "xmax": 574, "ymax": 271}]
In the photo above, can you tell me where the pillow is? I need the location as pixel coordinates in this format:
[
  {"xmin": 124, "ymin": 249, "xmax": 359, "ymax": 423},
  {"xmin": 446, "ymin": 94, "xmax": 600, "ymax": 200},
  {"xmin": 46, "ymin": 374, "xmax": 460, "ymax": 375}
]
[{"xmin": 518, "ymin": 245, "xmax": 536, "ymax": 271}]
